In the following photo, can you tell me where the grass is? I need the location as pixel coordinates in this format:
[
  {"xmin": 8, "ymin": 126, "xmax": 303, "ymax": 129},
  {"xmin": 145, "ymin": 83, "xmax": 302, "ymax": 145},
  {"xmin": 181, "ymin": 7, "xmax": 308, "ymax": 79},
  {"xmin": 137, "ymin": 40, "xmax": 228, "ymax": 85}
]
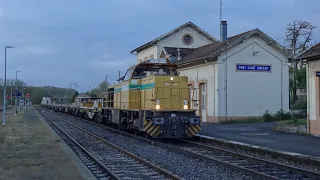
[
  {"xmin": 220, "ymin": 117, "xmax": 264, "ymax": 124},
  {"xmin": 278, "ymin": 119, "xmax": 307, "ymax": 126},
  {"xmin": 0, "ymin": 107, "xmax": 90, "ymax": 180},
  {"xmin": 220, "ymin": 109, "xmax": 307, "ymax": 125}
]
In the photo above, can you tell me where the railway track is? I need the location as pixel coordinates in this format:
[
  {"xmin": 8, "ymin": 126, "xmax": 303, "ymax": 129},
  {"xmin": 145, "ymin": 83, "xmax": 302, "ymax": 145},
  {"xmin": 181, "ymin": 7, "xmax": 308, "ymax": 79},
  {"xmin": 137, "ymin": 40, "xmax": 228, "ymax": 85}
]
[
  {"xmin": 160, "ymin": 139, "xmax": 320, "ymax": 180},
  {"xmin": 37, "ymin": 108, "xmax": 181, "ymax": 180},
  {"xmin": 42, "ymin": 107, "xmax": 320, "ymax": 180}
]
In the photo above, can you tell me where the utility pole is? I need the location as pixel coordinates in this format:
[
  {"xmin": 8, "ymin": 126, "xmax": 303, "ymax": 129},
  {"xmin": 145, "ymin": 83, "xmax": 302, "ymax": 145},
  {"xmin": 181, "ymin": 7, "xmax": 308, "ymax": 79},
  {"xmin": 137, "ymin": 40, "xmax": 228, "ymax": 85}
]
[
  {"xmin": 105, "ymin": 74, "xmax": 107, "ymax": 92},
  {"xmin": 220, "ymin": 0, "xmax": 222, "ymax": 22},
  {"xmin": 292, "ymin": 31, "xmax": 297, "ymax": 103}
]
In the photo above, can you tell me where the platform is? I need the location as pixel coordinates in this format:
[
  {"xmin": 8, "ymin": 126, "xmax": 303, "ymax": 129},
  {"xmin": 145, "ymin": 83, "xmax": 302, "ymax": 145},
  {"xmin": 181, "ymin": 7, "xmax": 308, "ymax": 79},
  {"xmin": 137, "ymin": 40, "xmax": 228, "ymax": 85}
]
[
  {"xmin": 0, "ymin": 106, "xmax": 95, "ymax": 180},
  {"xmin": 198, "ymin": 122, "xmax": 320, "ymax": 157}
]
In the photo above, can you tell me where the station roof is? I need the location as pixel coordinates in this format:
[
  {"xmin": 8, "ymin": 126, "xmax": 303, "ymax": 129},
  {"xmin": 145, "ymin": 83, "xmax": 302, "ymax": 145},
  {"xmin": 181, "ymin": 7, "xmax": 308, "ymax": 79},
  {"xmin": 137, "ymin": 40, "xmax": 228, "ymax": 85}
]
[
  {"xmin": 298, "ymin": 43, "xmax": 320, "ymax": 61},
  {"xmin": 177, "ymin": 28, "xmax": 289, "ymax": 66}
]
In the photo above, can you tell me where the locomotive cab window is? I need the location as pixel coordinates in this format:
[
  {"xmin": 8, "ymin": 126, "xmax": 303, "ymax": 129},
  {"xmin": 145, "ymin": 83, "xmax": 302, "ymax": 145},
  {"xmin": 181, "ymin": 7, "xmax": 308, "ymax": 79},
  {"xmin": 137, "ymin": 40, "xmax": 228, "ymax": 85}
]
[{"xmin": 132, "ymin": 67, "xmax": 171, "ymax": 79}]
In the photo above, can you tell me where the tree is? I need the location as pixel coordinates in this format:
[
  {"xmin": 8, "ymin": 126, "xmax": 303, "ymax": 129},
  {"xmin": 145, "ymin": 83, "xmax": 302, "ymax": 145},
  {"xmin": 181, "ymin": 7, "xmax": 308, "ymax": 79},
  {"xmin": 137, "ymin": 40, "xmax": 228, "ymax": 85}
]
[
  {"xmin": 71, "ymin": 91, "xmax": 79, "ymax": 102},
  {"xmin": 86, "ymin": 80, "xmax": 109, "ymax": 98},
  {"xmin": 285, "ymin": 20, "xmax": 317, "ymax": 102},
  {"xmin": 296, "ymin": 66, "xmax": 306, "ymax": 89}
]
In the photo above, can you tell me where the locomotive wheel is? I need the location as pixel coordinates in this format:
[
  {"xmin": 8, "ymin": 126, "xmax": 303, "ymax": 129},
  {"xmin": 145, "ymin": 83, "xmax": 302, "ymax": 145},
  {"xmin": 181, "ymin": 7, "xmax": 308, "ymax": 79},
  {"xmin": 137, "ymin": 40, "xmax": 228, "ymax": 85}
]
[
  {"xmin": 95, "ymin": 113, "xmax": 102, "ymax": 124},
  {"xmin": 74, "ymin": 110, "xmax": 79, "ymax": 117}
]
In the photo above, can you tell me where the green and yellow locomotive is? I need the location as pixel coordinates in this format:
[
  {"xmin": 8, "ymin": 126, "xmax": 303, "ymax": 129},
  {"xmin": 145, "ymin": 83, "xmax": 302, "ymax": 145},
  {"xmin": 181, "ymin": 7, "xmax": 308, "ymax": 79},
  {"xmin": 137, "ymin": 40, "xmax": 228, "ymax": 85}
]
[
  {"xmin": 99, "ymin": 58, "xmax": 201, "ymax": 138},
  {"xmin": 43, "ymin": 58, "xmax": 201, "ymax": 139}
]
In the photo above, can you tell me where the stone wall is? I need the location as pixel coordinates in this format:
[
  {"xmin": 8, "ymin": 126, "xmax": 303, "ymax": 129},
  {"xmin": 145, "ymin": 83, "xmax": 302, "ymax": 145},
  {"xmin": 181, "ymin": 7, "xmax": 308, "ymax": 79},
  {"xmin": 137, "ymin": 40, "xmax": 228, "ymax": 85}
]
[{"xmin": 272, "ymin": 123, "xmax": 307, "ymax": 134}]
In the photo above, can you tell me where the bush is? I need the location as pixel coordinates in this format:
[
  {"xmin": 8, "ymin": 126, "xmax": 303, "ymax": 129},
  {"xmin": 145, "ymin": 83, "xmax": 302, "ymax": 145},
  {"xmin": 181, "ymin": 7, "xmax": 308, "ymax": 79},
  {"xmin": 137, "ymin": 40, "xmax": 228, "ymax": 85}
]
[
  {"xmin": 291, "ymin": 98, "xmax": 307, "ymax": 110},
  {"xmin": 274, "ymin": 110, "xmax": 292, "ymax": 121},
  {"xmin": 262, "ymin": 109, "xmax": 294, "ymax": 122},
  {"xmin": 262, "ymin": 110, "xmax": 273, "ymax": 122}
]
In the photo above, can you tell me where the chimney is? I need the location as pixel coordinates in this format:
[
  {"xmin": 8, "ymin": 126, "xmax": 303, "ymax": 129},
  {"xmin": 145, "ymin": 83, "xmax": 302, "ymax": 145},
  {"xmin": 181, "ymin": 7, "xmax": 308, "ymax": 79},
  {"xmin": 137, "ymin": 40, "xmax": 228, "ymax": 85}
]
[
  {"xmin": 220, "ymin": 21, "xmax": 227, "ymax": 42},
  {"xmin": 177, "ymin": 48, "xmax": 181, "ymax": 60}
]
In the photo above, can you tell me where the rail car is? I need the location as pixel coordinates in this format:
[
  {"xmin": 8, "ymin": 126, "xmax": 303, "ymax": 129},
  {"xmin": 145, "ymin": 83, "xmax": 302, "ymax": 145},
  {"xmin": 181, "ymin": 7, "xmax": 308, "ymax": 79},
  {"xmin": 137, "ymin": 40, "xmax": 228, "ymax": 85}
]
[{"xmin": 42, "ymin": 58, "xmax": 201, "ymax": 139}]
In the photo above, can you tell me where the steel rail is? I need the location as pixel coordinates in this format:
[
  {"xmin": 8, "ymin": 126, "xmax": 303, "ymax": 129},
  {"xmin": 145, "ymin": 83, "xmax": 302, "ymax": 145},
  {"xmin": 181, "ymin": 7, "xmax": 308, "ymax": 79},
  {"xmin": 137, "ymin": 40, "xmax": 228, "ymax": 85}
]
[
  {"xmin": 38, "ymin": 109, "xmax": 120, "ymax": 180},
  {"xmin": 46, "ymin": 107, "xmax": 320, "ymax": 180},
  {"xmin": 181, "ymin": 139, "xmax": 320, "ymax": 179},
  {"xmin": 40, "ymin": 108, "xmax": 181, "ymax": 180}
]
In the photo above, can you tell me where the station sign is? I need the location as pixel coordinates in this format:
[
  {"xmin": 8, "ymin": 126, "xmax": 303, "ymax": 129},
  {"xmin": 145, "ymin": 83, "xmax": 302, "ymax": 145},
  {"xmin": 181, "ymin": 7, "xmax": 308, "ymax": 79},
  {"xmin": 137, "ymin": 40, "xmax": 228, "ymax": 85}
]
[
  {"xmin": 316, "ymin": 71, "xmax": 320, "ymax": 77},
  {"xmin": 236, "ymin": 64, "xmax": 271, "ymax": 72}
]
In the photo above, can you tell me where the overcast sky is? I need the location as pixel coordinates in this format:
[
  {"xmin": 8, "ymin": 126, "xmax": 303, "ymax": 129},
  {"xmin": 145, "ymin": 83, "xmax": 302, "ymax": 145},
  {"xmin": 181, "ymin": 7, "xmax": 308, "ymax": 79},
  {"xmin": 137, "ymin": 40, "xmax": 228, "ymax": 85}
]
[{"xmin": 0, "ymin": 0, "xmax": 319, "ymax": 92}]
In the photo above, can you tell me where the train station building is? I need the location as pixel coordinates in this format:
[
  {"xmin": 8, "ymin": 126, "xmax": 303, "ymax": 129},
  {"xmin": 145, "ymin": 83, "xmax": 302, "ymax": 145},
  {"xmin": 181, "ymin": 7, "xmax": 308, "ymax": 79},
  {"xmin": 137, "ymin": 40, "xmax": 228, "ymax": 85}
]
[
  {"xmin": 131, "ymin": 21, "xmax": 290, "ymax": 123},
  {"xmin": 300, "ymin": 43, "xmax": 320, "ymax": 136},
  {"xmin": 177, "ymin": 21, "xmax": 290, "ymax": 123}
]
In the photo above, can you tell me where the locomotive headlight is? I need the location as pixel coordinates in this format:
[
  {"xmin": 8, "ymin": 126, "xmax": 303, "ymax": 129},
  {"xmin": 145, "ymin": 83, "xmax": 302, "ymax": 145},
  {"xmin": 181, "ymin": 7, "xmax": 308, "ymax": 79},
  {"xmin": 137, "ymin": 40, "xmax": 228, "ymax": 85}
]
[
  {"xmin": 155, "ymin": 99, "xmax": 160, "ymax": 110},
  {"xmin": 183, "ymin": 105, "xmax": 188, "ymax": 110},
  {"xmin": 183, "ymin": 100, "xmax": 188, "ymax": 109},
  {"xmin": 170, "ymin": 77, "xmax": 173, "ymax": 81}
]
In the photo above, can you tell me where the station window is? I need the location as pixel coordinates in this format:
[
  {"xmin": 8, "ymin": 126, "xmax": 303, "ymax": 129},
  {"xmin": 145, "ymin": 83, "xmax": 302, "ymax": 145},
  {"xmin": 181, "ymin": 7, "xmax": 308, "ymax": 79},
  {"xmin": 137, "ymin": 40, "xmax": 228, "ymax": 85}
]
[
  {"xmin": 144, "ymin": 57, "xmax": 148, "ymax": 61},
  {"xmin": 149, "ymin": 55, "xmax": 154, "ymax": 59}
]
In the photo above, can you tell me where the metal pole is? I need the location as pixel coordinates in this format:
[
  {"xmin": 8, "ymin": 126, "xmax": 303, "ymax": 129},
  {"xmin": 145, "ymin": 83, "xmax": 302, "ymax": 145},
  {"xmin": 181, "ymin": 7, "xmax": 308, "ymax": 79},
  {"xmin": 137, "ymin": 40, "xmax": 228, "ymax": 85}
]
[
  {"xmin": 2, "ymin": 47, "xmax": 7, "ymax": 125},
  {"xmin": 10, "ymin": 84, "xmax": 13, "ymax": 106},
  {"xmin": 15, "ymin": 71, "xmax": 18, "ymax": 114},
  {"xmin": 3, "ymin": 46, "xmax": 13, "ymax": 125},
  {"xmin": 105, "ymin": 74, "xmax": 108, "ymax": 92},
  {"xmin": 19, "ymin": 82, "xmax": 22, "ymax": 111}
]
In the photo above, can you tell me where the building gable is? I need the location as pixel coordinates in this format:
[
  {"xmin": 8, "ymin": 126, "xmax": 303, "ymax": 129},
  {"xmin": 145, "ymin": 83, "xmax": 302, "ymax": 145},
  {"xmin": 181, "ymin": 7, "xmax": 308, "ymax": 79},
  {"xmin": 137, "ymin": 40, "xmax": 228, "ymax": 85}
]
[
  {"xmin": 157, "ymin": 25, "xmax": 215, "ymax": 51},
  {"xmin": 134, "ymin": 23, "xmax": 217, "ymax": 63},
  {"xmin": 130, "ymin": 21, "xmax": 218, "ymax": 55},
  {"xmin": 177, "ymin": 28, "xmax": 289, "ymax": 68}
]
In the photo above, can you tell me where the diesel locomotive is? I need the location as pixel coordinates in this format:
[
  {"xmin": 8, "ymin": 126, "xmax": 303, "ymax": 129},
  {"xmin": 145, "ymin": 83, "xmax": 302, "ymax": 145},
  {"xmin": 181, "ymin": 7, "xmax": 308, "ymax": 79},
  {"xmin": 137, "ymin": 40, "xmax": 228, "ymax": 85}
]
[{"xmin": 42, "ymin": 58, "xmax": 201, "ymax": 139}]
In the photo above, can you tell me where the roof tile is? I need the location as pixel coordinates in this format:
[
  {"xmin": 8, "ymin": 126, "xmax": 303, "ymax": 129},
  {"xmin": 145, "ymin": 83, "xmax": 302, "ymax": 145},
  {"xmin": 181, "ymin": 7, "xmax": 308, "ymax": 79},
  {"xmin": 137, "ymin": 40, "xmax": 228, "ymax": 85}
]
[
  {"xmin": 299, "ymin": 43, "xmax": 320, "ymax": 58},
  {"xmin": 177, "ymin": 29, "xmax": 254, "ymax": 63}
]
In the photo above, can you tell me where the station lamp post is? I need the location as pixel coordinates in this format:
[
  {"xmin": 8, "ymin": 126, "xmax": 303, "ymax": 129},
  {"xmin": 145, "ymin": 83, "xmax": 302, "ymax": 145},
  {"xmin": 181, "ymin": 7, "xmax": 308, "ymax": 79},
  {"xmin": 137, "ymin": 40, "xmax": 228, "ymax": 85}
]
[{"xmin": 2, "ymin": 45, "xmax": 14, "ymax": 125}]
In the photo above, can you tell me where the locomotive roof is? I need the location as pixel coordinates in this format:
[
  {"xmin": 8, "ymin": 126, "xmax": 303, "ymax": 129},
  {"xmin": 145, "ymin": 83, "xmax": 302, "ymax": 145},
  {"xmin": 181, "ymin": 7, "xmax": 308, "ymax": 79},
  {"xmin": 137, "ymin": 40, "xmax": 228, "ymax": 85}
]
[{"xmin": 128, "ymin": 60, "xmax": 178, "ymax": 70}]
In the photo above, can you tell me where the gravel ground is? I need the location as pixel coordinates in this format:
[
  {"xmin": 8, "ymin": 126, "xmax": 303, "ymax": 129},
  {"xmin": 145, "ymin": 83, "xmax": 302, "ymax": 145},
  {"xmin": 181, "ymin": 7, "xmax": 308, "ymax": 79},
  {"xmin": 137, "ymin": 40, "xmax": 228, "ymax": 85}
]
[
  {"xmin": 193, "ymin": 139, "xmax": 320, "ymax": 173},
  {"xmin": 43, "ymin": 110, "xmax": 257, "ymax": 180},
  {"xmin": 56, "ymin": 121, "xmax": 167, "ymax": 179}
]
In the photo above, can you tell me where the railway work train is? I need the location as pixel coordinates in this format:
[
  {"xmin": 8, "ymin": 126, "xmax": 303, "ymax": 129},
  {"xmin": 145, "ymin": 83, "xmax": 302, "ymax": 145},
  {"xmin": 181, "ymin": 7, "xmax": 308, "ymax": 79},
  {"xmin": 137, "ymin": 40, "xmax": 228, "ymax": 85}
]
[{"xmin": 42, "ymin": 58, "xmax": 201, "ymax": 139}]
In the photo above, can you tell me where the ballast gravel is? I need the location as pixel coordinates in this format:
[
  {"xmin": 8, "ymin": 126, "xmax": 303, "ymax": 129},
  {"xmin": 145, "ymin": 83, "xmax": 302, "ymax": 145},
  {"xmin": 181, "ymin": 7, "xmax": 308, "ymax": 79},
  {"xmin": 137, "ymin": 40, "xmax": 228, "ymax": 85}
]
[{"xmin": 44, "ymin": 110, "xmax": 256, "ymax": 180}]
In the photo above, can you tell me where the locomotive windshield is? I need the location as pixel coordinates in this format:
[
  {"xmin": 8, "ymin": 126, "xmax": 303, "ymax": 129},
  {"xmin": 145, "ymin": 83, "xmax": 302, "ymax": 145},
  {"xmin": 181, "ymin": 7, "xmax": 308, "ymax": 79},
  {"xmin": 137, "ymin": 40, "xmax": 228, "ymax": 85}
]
[{"xmin": 132, "ymin": 67, "xmax": 178, "ymax": 79}]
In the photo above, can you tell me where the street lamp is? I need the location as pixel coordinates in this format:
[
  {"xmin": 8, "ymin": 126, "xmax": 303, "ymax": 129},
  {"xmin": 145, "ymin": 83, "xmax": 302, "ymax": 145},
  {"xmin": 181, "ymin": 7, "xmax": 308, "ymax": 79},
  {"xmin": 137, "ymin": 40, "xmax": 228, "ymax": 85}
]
[
  {"xmin": 2, "ymin": 45, "xmax": 14, "ymax": 125},
  {"xmin": 15, "ymin": 70, "xmax": 21, "ymax": 114}
]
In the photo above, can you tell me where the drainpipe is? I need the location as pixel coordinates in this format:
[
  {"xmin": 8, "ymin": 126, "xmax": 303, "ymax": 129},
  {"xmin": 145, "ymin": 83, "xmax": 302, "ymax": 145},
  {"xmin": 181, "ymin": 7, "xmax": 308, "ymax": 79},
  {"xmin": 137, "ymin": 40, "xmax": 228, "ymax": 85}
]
[{"xmin": 305, "ymin": 60, "xmax": 311, "ymax": 134}]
